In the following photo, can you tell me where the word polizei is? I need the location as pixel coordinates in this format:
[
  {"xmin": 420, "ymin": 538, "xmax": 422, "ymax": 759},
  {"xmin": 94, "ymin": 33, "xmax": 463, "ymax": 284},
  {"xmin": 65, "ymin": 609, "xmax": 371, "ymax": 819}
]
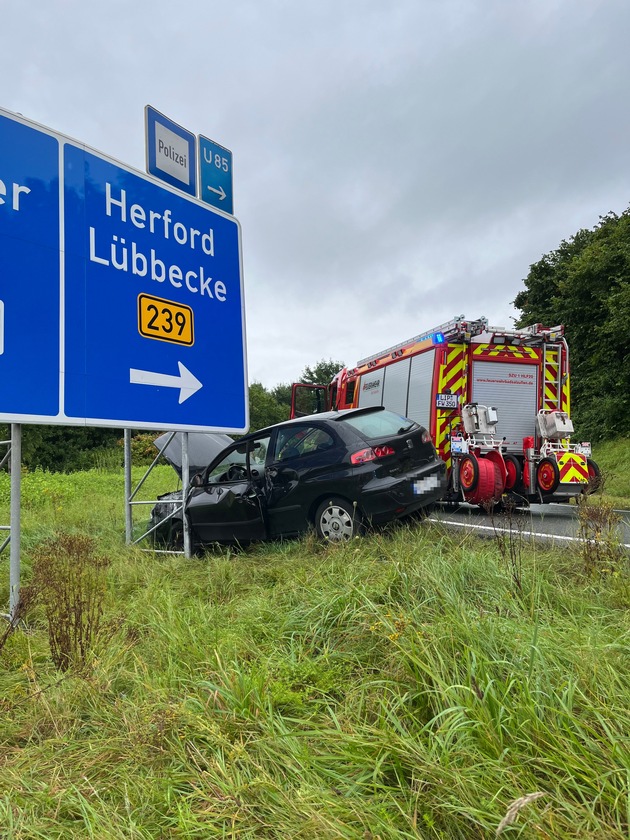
[{"xmin": 158, "ymin": 139, "xmax": 187, "ymax": 168}]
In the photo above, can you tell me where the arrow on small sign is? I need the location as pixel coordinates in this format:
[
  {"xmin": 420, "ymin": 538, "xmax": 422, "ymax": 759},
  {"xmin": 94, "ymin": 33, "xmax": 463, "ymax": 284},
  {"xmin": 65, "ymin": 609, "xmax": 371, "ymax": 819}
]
[
  {"xmin": 130, "ymin": 361, "xmax": 202, "ymax": 404},
  {"xmin": 207, "ymin": 185, "xmax": 226, "ymax": 201}
]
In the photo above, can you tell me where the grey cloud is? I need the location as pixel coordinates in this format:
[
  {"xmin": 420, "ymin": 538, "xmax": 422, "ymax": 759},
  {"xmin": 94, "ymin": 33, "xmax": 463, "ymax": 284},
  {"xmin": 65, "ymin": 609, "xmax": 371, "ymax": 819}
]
[{"xmin": 2, "ymin": 0, "xmax": 629, "ymax": 388}]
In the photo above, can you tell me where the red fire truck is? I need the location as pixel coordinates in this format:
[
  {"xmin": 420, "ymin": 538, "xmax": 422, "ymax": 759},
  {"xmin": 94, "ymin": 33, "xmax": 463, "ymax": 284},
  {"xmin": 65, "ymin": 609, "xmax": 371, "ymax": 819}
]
[{"xmin": 291, "ymin": 316, "xmax": 600, "ymax": 507}]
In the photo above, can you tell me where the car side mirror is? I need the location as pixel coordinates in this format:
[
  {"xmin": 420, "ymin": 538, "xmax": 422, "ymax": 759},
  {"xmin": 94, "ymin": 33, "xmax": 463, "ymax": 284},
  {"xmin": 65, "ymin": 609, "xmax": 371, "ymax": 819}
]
[{"xmin": 190, "ymin": 473, "xmax": 204, "ymax": 487}]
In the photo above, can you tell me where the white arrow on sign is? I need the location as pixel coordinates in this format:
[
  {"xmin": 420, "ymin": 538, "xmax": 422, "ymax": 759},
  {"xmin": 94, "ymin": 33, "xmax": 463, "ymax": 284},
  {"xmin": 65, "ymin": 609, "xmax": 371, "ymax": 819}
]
[
  {"xmin": 129, "ymin": 361, "xmax": 202, "ymax": 404},
  {"xmin": 207, "ymin": 184, "xmax": 226, "ymax": 201}
]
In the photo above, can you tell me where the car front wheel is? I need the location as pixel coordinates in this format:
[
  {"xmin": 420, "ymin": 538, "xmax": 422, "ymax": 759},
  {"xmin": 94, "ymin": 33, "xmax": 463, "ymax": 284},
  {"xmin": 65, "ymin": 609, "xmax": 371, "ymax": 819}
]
[{"xmin": 315, "ymin": 497, "xmax": 361, "ymax": 542}]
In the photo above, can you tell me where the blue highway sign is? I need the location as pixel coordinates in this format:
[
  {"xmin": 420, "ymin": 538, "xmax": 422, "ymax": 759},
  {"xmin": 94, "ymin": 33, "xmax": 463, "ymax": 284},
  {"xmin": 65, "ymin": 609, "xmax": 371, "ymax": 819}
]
[
  {"xmin": 0, "ymin": 112, "xmax": 60, "ymax": 420},
  {"xmin": 0, "ymin": 107, "xmax": 248, "ymax": 434},
  {"xmin": 199, "ymin": 135, "xmax": 234, "ymax": 214},
  {"xmin": 145, "ymin": 106, "xmax": 197, "ymax": 198}
]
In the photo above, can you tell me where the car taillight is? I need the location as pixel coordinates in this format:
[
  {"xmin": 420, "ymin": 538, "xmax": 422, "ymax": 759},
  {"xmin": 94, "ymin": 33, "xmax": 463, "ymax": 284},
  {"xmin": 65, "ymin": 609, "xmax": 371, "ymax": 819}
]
[
  {"xmin": 351, "ymin": 447, "xmax": 376, "ymax": 464},
  {"xmin": 350, "ymin": 445, "xmax": 395, "ymax": 464},
  {"xmin": 373, "ymin": 444, "xmax": 395, "ymax": 458},
  {"xmin": 421, "ymin": 430, "xmax": 432, "ymax": 444}
]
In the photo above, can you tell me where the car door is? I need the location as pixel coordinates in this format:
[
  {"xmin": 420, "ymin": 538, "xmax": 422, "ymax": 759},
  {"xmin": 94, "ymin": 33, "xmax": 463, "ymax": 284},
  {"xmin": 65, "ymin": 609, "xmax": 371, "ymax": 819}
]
[
  {"xmin": 265, "ymin": 423, "xmax": 345, "ymax": 536},
  {"xmin": 187, "ymin": 434, "xmax": 271, "ymax": 544}
]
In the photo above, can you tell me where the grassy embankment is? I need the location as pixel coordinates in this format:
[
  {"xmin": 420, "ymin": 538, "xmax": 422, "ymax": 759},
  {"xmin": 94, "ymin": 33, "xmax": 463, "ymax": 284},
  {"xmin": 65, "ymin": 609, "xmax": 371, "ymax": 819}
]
[
  {"xmin": 591, "ymin": 437, "xmax": 630, "ymax": 509},
  {"xmin": 0, "ymin": 449, "xmax": 628, "ymax": 838}
]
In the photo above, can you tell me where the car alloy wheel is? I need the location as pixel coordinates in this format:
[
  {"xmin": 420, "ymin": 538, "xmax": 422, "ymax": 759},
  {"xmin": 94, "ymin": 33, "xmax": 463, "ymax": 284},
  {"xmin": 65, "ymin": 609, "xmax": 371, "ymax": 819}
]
[{"xmin": 315, "ymin": 497, "xmax": 359, "ymax": 542}]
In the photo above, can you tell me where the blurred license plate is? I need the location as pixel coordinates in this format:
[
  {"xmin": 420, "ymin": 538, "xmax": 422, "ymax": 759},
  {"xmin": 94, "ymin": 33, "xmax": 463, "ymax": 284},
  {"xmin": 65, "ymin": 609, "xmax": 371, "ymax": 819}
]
[{"xmin": 413, "ymin": 475, "xmax": 442, "ymax": 495}]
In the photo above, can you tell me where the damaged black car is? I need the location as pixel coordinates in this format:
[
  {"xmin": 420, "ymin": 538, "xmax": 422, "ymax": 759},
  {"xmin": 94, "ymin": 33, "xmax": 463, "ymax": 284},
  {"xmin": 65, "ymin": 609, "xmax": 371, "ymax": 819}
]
[{"xmin": 150, "ymin": 406, "xmax": 447, "ymax": 548}]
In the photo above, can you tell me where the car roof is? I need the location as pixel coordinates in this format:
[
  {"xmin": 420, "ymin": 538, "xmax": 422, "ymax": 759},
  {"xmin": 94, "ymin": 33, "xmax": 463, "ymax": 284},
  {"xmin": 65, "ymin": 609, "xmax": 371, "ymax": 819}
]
[{"xmin": 248, "ymin": 406, "xmax": 387, "ymax": 438}]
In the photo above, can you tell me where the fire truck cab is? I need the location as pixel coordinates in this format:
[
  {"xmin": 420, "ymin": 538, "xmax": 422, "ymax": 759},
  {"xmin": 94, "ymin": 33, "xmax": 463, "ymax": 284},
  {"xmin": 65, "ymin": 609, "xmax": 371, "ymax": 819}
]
[{"xmin": 290, "ymin": 315, "xmax": 600, "ymax": 508}]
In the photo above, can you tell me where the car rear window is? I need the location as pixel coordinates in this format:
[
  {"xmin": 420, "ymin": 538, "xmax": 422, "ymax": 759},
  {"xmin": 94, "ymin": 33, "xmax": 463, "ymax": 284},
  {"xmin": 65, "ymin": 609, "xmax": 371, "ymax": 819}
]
[{"xmin": 340, "ymin": 410, "xmax": 419, "ymax": 439}]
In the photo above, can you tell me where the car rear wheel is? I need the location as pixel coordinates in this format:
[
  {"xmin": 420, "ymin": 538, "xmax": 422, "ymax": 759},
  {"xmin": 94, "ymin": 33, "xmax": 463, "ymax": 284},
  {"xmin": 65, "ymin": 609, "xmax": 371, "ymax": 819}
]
[{"xmin": 315, "ymin": 497, "xmax": 361, "ymax": 542}]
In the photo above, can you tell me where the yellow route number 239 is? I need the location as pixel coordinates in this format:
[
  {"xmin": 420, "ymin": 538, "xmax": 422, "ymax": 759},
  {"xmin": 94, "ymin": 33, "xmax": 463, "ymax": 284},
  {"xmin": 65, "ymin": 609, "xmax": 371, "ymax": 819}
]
[{"xmin": 138, "ymin": 294, "xmax": 194, "ymax": 346}]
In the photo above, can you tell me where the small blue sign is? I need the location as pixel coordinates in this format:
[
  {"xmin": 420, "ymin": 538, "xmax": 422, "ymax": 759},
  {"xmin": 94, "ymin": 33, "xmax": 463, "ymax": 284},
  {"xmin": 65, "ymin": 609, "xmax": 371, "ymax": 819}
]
[
  {"xmin": 0, "ymin": 113, "xmax": 60, "ymax": 421},
  {"xmin": 199, "ymin": 135, "xmax": 234, "ymax": 214},
  {"xmin": 145, "ymin": 106, "xmax": 197, "ymax": 197}
]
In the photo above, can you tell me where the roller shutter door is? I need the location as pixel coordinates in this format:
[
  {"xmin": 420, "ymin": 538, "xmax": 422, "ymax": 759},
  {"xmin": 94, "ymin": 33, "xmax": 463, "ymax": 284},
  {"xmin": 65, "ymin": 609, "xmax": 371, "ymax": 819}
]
[
  {"xmin": 406, "ymin": 349, "xmax": 435, "ymax": 431},
  {"xmin": 357, "ymin": 371, "xmax": 384, "ymax": 408},
  {"xmin": 471, "ymin": 360, "xmax": 538, "ymax": 451},
  {"xmin": 382, "ymin": 358, "xmax": 411, "ymax": 417}
]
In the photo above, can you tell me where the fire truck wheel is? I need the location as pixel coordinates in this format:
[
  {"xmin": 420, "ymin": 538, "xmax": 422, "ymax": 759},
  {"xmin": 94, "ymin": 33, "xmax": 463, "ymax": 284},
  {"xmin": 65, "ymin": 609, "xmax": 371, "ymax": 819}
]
[
  {"xmin": 315, "ymin": 497, "xmax": 362, "ymax": 542},
  {"xmin": 586, "ymin": 458, "xmax": 601, "ymax": 492},
  {"xmin": 536, "ymin": 458, "xmax": 560, "ymax": 494},
  {"xmin": 503, "ymin": 454, "xmax": 523, "ymax": 492},
  {"xmin": 458, "ymin": 454, "xmax": 479, "ymax": 492}
]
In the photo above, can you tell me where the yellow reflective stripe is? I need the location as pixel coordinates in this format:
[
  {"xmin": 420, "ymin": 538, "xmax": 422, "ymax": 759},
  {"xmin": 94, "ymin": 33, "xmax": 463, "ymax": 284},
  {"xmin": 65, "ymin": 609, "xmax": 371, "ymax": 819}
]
[{"xmin": 562, "ymin": 375, "xmax": 570, "ymax": 414}]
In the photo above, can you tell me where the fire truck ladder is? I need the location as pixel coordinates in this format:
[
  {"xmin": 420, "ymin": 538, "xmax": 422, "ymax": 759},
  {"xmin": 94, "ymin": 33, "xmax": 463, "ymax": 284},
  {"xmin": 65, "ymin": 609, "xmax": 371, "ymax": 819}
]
[
  {"xmin": 356, "ymin": 315, "xmax": 489, "ymax": 368},
  {"xmin": 542, "ymin": 343, "xmax": 563, "ymax": 411}
]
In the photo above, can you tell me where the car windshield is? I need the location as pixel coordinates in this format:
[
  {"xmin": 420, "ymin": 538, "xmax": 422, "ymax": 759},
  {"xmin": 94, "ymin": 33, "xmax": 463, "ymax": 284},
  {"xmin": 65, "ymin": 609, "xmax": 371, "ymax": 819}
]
[
  {"xmin": 205, "ymin": 448, "xmax": 248, "ymax": 483},
  {"xmin": 341, "ymin": 410, "xmax": 419, "ymax": 439}
]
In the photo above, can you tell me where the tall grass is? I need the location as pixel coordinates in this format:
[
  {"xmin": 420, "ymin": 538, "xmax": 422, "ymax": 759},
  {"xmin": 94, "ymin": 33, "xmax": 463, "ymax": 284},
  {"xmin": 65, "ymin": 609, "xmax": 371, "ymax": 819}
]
[
  {"xmin": 592, "ymin": 438, "xmax": 630, "ymax": 509},
  {"xmin": 0, "ymin": 469, "xmax": 628, "ymax": 837}
]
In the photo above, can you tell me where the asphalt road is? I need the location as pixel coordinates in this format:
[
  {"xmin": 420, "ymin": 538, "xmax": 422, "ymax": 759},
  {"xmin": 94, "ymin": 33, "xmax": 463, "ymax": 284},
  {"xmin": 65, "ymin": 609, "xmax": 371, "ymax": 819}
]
[{"xmin": 428, "ymin": 501, "xmax": 630, "ymax": 549}]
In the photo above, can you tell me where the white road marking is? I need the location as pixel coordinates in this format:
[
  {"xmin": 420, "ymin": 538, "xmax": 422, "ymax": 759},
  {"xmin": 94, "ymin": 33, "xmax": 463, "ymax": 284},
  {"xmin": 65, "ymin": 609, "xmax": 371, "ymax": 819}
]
[{"xmin": 428, "ymin": 517, "xmax": 630, "ymax": 550}]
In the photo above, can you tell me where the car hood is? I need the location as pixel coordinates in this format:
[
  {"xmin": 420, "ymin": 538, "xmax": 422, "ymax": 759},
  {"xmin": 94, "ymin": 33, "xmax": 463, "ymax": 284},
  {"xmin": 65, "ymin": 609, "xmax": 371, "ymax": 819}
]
[{"xmin": 154, "ymin": 431, "xmax": 233, "ymax": 477}]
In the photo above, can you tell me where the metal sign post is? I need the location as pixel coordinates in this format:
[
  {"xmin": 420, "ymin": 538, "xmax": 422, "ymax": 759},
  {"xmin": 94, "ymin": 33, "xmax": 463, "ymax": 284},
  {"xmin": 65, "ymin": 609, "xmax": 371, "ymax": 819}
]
[{"xmin": 9, "ymin": 424, "xmax": 21, "ymax": 619}]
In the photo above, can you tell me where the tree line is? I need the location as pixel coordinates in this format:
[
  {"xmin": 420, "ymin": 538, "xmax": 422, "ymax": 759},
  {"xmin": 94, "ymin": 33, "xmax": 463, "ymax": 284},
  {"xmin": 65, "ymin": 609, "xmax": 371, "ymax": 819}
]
[{"xmin": 514, "ymin": 206, "xmax": 630, "ymax": 441}]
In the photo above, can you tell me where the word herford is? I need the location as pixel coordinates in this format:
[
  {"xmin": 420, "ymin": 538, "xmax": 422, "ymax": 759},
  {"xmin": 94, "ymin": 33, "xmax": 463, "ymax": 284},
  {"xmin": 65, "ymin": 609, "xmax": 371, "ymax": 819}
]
[
  {"xmin": 89, "ymin": 229, "xmax": 227, "ymax": 301},
  {"xmin": 104, "ymin": 183, "xmax": 214, "ymax": 253}
]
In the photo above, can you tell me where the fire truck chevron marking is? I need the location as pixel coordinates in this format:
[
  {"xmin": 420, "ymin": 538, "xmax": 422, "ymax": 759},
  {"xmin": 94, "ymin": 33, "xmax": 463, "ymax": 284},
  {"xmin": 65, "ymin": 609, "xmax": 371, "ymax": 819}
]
[
  {"xmin": 472, "ymin": 344, "xmax": 539, "ymax": 360},
  {"xmin": 434, "ymin": 345, "xmax": 467, "ymax": 468},
  {"xmin": 557, "ymin": 452, "xmax": 589, "ymax": 484}
]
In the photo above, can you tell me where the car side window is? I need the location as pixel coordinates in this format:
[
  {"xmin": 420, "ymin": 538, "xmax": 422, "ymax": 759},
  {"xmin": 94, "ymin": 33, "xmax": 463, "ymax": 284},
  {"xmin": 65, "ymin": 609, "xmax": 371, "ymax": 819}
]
[
  {"xmin": 273, "ymin": 426, "xmax": 335, "ymax": 462},
  {"xmin": 249, "ymin": 435, "xmax": 271, "ymax": 468}
]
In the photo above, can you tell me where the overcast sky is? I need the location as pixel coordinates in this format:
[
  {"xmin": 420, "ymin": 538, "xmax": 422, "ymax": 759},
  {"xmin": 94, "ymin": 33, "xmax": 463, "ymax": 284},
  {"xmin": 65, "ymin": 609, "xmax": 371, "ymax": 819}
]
[{"xmin": 2, "ymin": 0, "xmax": 629, "ymax": 388}]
